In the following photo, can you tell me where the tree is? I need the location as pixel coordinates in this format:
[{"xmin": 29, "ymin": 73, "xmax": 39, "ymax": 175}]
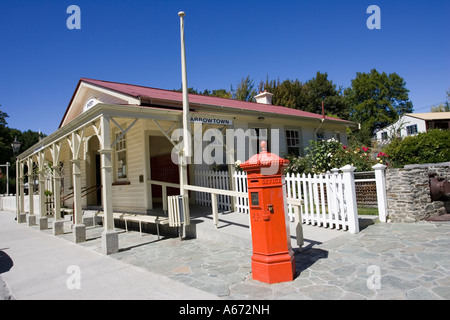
[
  {"xmin": 430, "ymin": 103, "xmax": 450, "ymax": 112},
  {"xmin": 0, "ymin": 104, "xmax": 8, "ymax": 127},
  {"xmin": 430, "ymin": 89, "xmax": 450, "ymax": 112},
  {"xmin": 447, "ymin": 89, "xmax": 450, "ymax": 110},
  {"xmin": 345, "ymin": 69, "xmax": 413, "ymax": 145},
  {"xmin": 0, "ymin": 104, "xmax": 10, "ymax": 165},
  {"xmin": 259, "ymin": 72, "xmax": 348, "ymax": 119},
  {"xmin": 200, "ymin": 89, "xmax": 232, "ymax": 99},
  {"xmin": 233, "ymin": 75, "xmax": 257, "ymax": 102},
  {"xmin": 259, "ymin": 77, "xmax": 304, "ymax": 109},
  {"xmin": 0, "ymin": 104, "xmax": 43, "ymax": 193},
  {"xmin": 303, "ymin": 72, "xmax": 348, "ymax": 119}
]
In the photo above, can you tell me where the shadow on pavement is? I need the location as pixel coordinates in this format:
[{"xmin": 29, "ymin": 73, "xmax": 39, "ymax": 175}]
[
  {"xmin": 293, "ymin": 247, "xmax": 328, "ymax": 278},
  {"xmin": 0, "ymin": 249, "xmax": 13, "ymax": 274}
]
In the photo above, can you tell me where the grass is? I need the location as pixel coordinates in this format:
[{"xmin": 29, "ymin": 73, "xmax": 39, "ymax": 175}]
[{"xmin": 357, "ymin": 207, "xmax": 379, "ymax": 215}]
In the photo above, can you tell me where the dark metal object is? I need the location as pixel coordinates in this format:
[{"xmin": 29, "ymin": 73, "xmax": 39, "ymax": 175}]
[{"xmin": 429, "ymin": 173, "xmax": 450, "ymax": 201}]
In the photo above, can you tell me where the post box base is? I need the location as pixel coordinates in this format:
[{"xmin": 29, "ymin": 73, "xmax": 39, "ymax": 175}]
[{"xmin": 251, "ymin": 252, "xmax": 296, "ymax": 284}]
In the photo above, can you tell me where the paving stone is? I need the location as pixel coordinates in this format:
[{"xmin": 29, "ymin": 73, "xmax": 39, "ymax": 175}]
[
  {"xmin": 431, "ymin": 286, "xmax": 450, "ymax": 299},
  {"xmin": 300, "ymin": 284, "xmax": 345, "ymax": 300},
  {"xmin": 406, "ymin": 287, "xmax": 441, "ymax": 300},
  {"xmin": 6, "ymin": 210, "xmax": 450, "ymax": 300}
]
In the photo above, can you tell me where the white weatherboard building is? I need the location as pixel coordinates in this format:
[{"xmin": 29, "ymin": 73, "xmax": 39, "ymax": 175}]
[
  {"xmin": 15, "ymin": 78, "xmax": 358, "ymax": 253},
  {"xmin": 376, "ymin": 112, "xmax": 450, "ymax": 144}
]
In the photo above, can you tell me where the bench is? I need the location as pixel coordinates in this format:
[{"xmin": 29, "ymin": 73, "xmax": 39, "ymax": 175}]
[
  {"xmin": 61, "ymin": 208, "xmax": 74, "ymax": 221},
  {"xmin": 96, "ymin": 212, "xmax": 169, "ymax": 239}
]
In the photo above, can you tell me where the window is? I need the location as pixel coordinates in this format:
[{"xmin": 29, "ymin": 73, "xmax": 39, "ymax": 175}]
[
  {"xmin": 381, "ymin": 132, "xmax": 388, "ymax": 141},
  {"xmin": 406, "ymin": 124, "xmax": 418, "ymax": 136},
  {"xmin": 115, "ymin": 133, "xmax": 127, "ymax": 180},
  {"xmin": 286, "ymin": 129, "xmax": 302, "ymax": 156},
  {"xmin": 331, "ymin": 132, "xmax": 341, "ymax": 143},
  {"xmin": 429, "ymin": 121, "xmax": 449, "ymax": 130},
  {"xmin": 316, "ymin": 131, "xmax": 325, "ymax": 141},
  {"xmin": 249, "ymin": 127, "xmax": 269, "ymax": 155}
]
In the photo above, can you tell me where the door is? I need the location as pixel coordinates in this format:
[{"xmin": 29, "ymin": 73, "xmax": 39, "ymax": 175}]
[{"xmin": 95, "ymin": 154, "xmax": 102, "ymax": 206}]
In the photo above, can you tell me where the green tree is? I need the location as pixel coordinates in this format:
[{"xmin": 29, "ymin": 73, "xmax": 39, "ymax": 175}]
[
  {"xmin": 345, "ymin": 69, "xmax": 413, "ymax": 145},
  {"xmin": 430, "ymin": 89, "xmax": 450, "ymax": 112},
  {"xmin": 303, "ymin": 72, "xmax": 348, "ymax": 119},
  {"xmin": 200, "ymin": 88, "xmax": 232, "ymax": 99},
  {"xmin": 260, "ymin": 77, "xmax": 304, "ymax": 109},
  {"xmin": 259, "ymin": 72, "xmax": 348, "ymax": 119},
  {"xmin": 0, "ymin": 105, "xmax": 10, "ymax": 165},
  {"xmin": 447, "ymin": 89, "xmax": 450, "ymax": 110},
  {"xmin": 0, "ymin": 104, "xmax": 43, "ymax": 193},
  {"xmin": 0, "ymin": 104, "xmax": 8, "ymax": 127},
  {"xmin": 233, "ymin": 75, "xmax": 257, "ymax": 102}
]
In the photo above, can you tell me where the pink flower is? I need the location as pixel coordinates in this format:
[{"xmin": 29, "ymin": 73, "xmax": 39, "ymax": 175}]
[{"xmin": 362, "ymin": 147, "xmax": 369, "ymax": 152}]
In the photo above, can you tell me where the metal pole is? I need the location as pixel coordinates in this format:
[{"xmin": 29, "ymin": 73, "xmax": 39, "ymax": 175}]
[{"xmin": 6, "ymin": 162, "xmax": 9, "ymax": 195}]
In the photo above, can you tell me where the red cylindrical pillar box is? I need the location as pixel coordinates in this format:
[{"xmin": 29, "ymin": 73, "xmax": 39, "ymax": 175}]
[{"xmin": 240, "ymin": 141, "xmax": 296, "ymax": 284}]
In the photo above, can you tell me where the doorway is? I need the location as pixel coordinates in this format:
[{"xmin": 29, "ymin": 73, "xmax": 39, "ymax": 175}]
[{"xmin": 86, "ymin": 136, "xmax": 102, "ymax": 207}]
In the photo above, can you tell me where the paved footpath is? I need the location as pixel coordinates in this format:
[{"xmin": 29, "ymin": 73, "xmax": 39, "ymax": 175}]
[
  {"xmin": 0, "ymin": 211, "xmax": 217, "ymax": 300},
  {"xmin": 1, "ymin": 210, "xmax": 450, "ymax": 300}
]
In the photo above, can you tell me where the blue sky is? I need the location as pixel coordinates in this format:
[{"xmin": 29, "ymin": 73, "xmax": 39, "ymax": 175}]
[{"xmin": 1, "ymin": 0, "xmax": 449, "ymax": 135}]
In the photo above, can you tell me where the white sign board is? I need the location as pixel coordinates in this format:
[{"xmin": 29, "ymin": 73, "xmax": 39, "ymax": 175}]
[{"xmin": 190, "ymin": 116, "xmax": 233, "ymax": 126}]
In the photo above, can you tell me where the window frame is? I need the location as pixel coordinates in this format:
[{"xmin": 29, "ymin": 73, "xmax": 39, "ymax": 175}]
[
  {"xmin": 406, "ymin": 124, "xmax": 418, "ymax": 136},
  {"xmin": 114, "ymin": 132, "xmax": 128, "ymax": 182},
  {"xmin": 285, "ymin": 128, "xmax": 302, "ymax": 157},
  {"xmin": 316, "ymin": 131, "xmax": 325, "ymax": 142}
]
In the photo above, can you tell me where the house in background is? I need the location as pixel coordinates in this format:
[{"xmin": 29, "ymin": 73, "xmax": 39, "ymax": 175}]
[{"xmin": 375, "ymin": 112, "xmax": 450, "ymax": 144}]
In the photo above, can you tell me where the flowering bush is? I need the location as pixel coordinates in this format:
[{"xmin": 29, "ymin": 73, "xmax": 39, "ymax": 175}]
[
  {"xmin": 284, "ymin": 155, "xmax": 313, "ymax": 175},
  {"xmin": 334, "ymin": 144, "xmax": 379, "ymax": 172},
  {"xmin": 376, "ymin": 152, "xmax": 389, "ymax": 166},
  {"xmin": 304, "ymin": 138, "xmax": 342, "ymax": 173},
  {"xmin": 285, "ymin": 139, "xmax": 390, "ymax": 174}
]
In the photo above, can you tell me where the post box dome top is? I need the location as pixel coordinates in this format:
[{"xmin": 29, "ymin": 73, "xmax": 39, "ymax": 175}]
[{"xmin": 240, "ymin": 141, "xmax": 290, "ymax": 171}]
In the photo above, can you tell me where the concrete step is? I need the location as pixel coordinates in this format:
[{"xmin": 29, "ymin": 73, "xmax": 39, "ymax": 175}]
[{"xmin": 358, "ymin": 215, "xmax": 379, "ymax": 230}]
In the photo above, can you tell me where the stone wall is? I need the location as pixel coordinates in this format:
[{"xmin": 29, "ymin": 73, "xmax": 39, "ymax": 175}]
[{"xmin": 386, "ymin": 163, "xmax": 450, "ymax": 222}]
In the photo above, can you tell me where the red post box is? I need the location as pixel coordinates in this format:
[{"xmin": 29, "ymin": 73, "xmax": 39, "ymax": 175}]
[{"xmin": 240, "ymin": 141, "xmax": 296, "ymax": 284}]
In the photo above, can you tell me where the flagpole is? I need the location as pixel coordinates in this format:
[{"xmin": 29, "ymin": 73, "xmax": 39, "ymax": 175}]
[{"xmin": 178, "ymin": 11, "xmax": 190, "ymax": 223}]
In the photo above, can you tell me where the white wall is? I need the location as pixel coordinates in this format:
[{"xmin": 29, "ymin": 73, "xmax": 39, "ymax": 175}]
[
  {"xmin": 376, "ymin": 115, "xmax": 426, "ymax": 143},
  {"xmin": 111, "ymin": 119, "xmax": 147, "ymax": 212}
]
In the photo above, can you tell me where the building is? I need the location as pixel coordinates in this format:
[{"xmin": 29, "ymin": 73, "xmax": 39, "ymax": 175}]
[
  {"xmin": 376, "ymin": 112, "xmax": 450, "ymax": 144},
  {"xmin": 15, "ymin": 78, "xmax": 357, "ymax": 253}
]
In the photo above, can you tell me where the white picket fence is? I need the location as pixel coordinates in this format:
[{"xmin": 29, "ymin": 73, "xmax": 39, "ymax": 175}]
[
  {"xmin": 194, "ymin": 170, "xmax": 231, "ymax": 211},
  {"xmin": 285, "ymin": 170, "xmax": 356, "ymax": 232},
  {"xmin": 234, "ymin": 171, "xmax": 249, "ymax": 214},
  {"xmin": 194, "ymin": 165, "xmax": 388, "ymax": 234}
]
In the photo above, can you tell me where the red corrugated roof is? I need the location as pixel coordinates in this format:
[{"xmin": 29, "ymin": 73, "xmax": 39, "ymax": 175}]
[{"xmin": 80, "ymin": 77, "xmax": 352, "ymax": 123}]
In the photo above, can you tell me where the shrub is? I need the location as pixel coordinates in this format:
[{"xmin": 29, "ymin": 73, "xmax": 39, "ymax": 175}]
[
  {"xmin": 383, "ymin": 129, "xmax": 450, "ymax": 167},
  {"xmin": 304, "ymin": 138, "xmax": 343, "ymax": 173},
  {"xmin": 286, "ymin": 139, "xmax": 384, "ymax": 175},
  {"xmin": 284, "ymin": 155, "xmax": 313, "ymax": 175}
]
